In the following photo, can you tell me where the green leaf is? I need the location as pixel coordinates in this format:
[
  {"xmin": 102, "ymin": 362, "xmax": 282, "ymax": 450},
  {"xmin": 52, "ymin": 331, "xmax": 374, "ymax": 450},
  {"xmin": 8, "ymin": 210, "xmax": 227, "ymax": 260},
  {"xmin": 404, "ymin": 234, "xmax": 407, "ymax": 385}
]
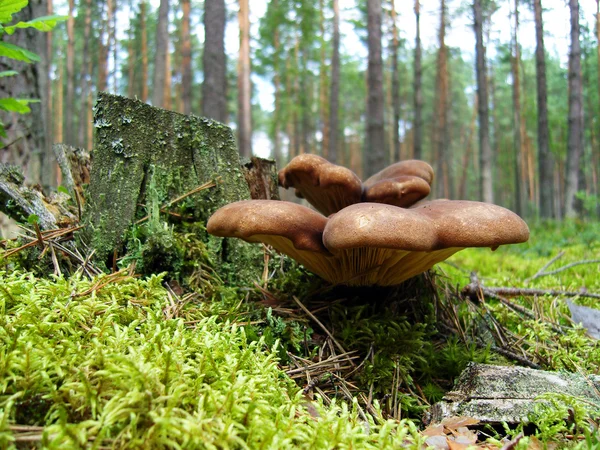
[
  {"xmin": 0, "ymin": 70, "xmax": 18, "ymax": 77},
  {"xmin": 27, "ymin": 214, "xmax": 39, "ymax": 225},
  {"xmin": 0, "ymin": 0, "xmax": 28, "ymax": 24},
  {"xmin": 57, "ymin": 185, "xmax": 70, "ymax": 195},
  {"xmin": 0, "ymin": 97, "xmax": 39, "ymax": 114},
  {"xmin": 4, "ymin": 15, "xmax": 68, "ymax": 34},
  {"xmin": 0, "ymin": 41, "xmax": 40, "ymax": 63}
]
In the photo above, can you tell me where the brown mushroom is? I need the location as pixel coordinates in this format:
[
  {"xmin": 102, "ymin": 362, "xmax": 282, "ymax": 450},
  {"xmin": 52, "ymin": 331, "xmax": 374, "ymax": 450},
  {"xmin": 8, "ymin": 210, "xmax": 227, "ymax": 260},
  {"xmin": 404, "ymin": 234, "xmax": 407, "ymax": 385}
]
[
  {"xmin": 362, "ymin": 160, "xmax": 434, "ymax": 208},
  {"xmin": 206, "ymin": 200, "xmax": 339, "ymax": 281},
  {"xmin": 278, "ymin": 154, "xmax": 363, "ymax": 216},
  {"xmin": 322, "ymin": 200, "xmax": 529, "ymax": 286}
]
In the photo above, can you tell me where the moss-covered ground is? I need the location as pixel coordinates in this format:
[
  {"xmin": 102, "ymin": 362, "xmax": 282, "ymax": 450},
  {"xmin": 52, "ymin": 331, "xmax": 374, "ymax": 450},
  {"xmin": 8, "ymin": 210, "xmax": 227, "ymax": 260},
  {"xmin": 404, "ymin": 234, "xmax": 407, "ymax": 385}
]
[{"xmin": 0, "ymin": 220, "xmax": 599, "ymax": 448}]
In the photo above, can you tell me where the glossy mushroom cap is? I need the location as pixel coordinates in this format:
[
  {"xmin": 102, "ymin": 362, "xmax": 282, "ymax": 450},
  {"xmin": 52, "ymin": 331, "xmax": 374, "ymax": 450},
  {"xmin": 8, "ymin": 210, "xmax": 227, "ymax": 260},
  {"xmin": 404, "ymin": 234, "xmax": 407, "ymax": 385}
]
[
  {"xmin": 278, "ymin": 154, "xmax": 363, "ymax": 216},
  {"xmin": 362, "ymin": 160, "xmax": 434, "ymax": 208},
  {"xmin": 206, "ymin": 200, "xmax": 339, "ymax": 281}
]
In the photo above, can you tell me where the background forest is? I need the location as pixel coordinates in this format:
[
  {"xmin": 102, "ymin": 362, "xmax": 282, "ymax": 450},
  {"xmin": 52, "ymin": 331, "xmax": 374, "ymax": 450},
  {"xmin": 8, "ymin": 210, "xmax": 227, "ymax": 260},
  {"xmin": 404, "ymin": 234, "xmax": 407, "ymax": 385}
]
[{"xmin": 1, "ymin": 0, "xmax": 599, "ymax": 222}]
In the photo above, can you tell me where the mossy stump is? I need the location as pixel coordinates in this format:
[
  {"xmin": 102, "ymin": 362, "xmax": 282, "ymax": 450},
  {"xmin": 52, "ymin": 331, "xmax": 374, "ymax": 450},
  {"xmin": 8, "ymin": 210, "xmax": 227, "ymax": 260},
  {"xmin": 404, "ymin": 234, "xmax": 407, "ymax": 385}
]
[{"xmin": 85, "ymin": 92, "xmax": 262, "ymax": 283}]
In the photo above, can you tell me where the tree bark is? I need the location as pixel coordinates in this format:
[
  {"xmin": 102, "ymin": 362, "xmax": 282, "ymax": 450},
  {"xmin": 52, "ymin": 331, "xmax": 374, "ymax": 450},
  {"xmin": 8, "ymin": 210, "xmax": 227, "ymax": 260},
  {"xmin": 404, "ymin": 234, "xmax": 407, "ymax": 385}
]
[
  {"xmin": 391, "ymin": 0, "xmax": 400, "ymax": 163},
  {"xmin": 152, "ymin": 0, "xmax": 170, "ymax": 108},
  {"xmin": 329, "ymin": 0, "xmax": 340, "ymax": 163},
  {"xmin": 127, "ymin": 20, "xmax": 135, "ymax": 99},
  {"xmin": 43, "ymin": 0, "xmax": 54, "ymax": 189},
  {"xmin": 511, "ymin": 0, "xmax": 525, "ymax": 216},
  {"xmin": 319, "ymin": 0, "xmax": 330, "ymax": 159},
  {"xmin": 140, "ymin": 1, "xmax": 149, "ymax": 103},
  {"xmin": 365, "ymin": 0, "xmax": 386, "ymax": 177},
  {"xmin": 413, "ymin": 0, "xmax": 423, "ymax": 160},
  {"xmin": 564, "ymin": 0, "xmax": 584, "ymax": 218},
  {"xmin": 97, "ymin": 1, "xmax": 108, "ymax": 92},
  {"xmin": 533, "ymin": 0, "xmax": 554, "ymax": 218},
  {"xmin": 237, "ymin": 0, "xmax": 252, "ymax": 157},
  {"xmin": 202, "ymin": 0, "xmax": 227, "ymax": 123},
  {"xmin": 65, "ymin": 0, "xmax": 75, "ymax": 145},
  {"xmin": 181, "ymin": 0, "xmax": 192, "ymax": 115},
  {"xmin": 474, "ymin": 0, "xmax": 492, "ymax": 203},
  {"xmin": 78, "ymin": 0, "xmax": 93, "ymax": 148},
  {"xmin": 434, "ymin": 0, "xmax": 451, "ymax": 198},
  {"xmin": 109, "ymin": 0, "xmax": 117, "ymax": 93},
  {"xmin": 271, "ymin": 0, "xmax": 282, "ymax": 164}
]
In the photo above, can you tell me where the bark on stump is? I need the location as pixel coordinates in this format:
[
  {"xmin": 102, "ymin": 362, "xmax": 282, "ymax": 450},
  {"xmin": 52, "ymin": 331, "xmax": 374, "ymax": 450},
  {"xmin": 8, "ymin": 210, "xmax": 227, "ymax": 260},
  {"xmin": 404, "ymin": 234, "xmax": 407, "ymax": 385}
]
[
  {"xmin": 85, "ymin": 92, "xmax": 263, "ymax": 282},
  {"xmin": 430, "ymin": 362, "xmax": 600, "ymax": 425}
]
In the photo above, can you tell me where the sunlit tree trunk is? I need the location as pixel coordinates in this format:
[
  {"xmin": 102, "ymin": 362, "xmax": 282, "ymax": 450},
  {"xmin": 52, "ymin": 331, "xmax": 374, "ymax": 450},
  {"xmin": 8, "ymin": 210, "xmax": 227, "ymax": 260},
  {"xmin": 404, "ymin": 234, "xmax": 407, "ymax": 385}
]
[
  {"xmin": 434, "ymin": 0, "xmax": 450, "ymax": 198},
  {"xmin": 110, "ymin": 0, "xmax": 117, "ymax": 93},
  {"xmin": 511, "ymin": 0, "xmax": 526, "ymax": 216},
  {"xmin": 365, "ymin": 0, "xmax": 386, "ymax": 177},
  {"xmin": 54, "ymin": 64, "xmax": 63, "ymax": 145},
  {"xmin": 533, "ymin": 0, "xmax": 553, "ymax": 218},
  {"xmin": 318, "ymin": 0, "xmax": 329, "ymax": 158},
  {"xmin": 391, "ymin": 0, "xmax": 400, "ymax": 162},
  {"xmin": 98, "ymin": 0, "xmax": 108, "ymax": 92},
  {"xmin": 140, "ymin": 1, "xmax": 148, "ymax": 102},
  {"xmin": 152, "ymin": 0, "xmax": 170, "ymax": 107},
  {"xmin": 43, "ymin": 0, "xmax": 54, "ymax": 187},
  {"xmin": 237, "ymin": 0, "xmax": 252, "ymax": 157},
  {"xmin": 202, "ymin": 0, "xmax": 227, "ymax": 122},
  {"xmin": 78, "ymin": 0, "xmax": 92, "ymax": 148},
  {"xmin": 127, "ymin": 25, "xmax": 135, "ymax": 99},
  {"xmin": 181, "ymin": 0, "xmax": 192, "ymax": 115},
  {"xmin": 474, "ymin": 0, "xmax": 492, "ymax": 203},
  {"xmin": 564, "ymin": 0, "xmax": 584, "ymax": 218},
  {"xmin": 413, "ymin": 0, "xmax": 423, "ymax": 160},
  {"xmin": 329, "ymin": 0, "xmax": 340, "ymax": 163},
  {"xmin": 65, "ymin": 0, "xmax": 75, "ymax": 145}
]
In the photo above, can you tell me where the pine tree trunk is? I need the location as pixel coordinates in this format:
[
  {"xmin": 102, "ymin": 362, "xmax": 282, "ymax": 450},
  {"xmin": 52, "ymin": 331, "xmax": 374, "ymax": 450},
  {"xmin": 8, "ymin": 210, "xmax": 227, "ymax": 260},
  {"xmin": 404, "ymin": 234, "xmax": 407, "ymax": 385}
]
[
  {"xmin": 152, "ymin": 0, "xmax": 170, "ymax": 107},
  {"xmin": 413, "ymin": 0, "xmax": 423, "ymax": 160},
  {"xmin": 391, "ymin": 0, "xmax": 400, "ymax": 163},
  {"xmin": 272, "ymin": 0, "xmax": 282, "ymax": 164},
  {"xmin": 65, "ymin": 0, "xmax": 75, "ymax": 145},
  {"xmin": 127, "ymin": 23, "xmax": 135, "ymax": 98},
  {"xmin": 434, "ymin": 0, "xmax": 451, "ymax": 198},
  {"xmin": 365, "ymin": 0, "xmax": 386, "ymax": 177},
  {"xmin": 474, "ymin": 0, "xmax": 492, "ymax": 203},
  {"xmin": 202, "ymin": 0, "xmax": 227, "ymax": 122},
  {"xmin": 181, "ymin": 0, "xmax": 192, "ymax": 115},
  {"xmin": 237, "ymin": 0, "xmax": 252, "ymax": 157},
  {"xmin": 564, "ymin": 0, "xmax": 584, "ymax": 218},
  {"xmin": 140, "ymin": 1, "xmax": 149, "ymax": 102},
  {"xmin": 97, "ymin": 1, "xmax": 108, "ymax": 93},
  {"xmin": 329, "ymin": 0, "xmax": 340, "ymax": 163},
  {"xmin": 78, "ymin": 0, "xmax": 93, "ymax": 148},
  {"xmin": 533, "ymin": 0, "xmax": 554, "ymax": 218},
  {"xmin": 55, "ymin": 64, "xmax": 63, "ymax": 145},
  {"xmin": 319, "ymin": 0, "xmax": 329, "ymax": 158},
  {"xmin": 43, "ymin": 0, "xmax": 55, "ymax": 189},
  {"xmin": 164, "ymin": 43, "xmax": 172, "ymax": 109},
  {"xmin": 511, "ymin": 0, "xmax": 525, "ymax": 216}
]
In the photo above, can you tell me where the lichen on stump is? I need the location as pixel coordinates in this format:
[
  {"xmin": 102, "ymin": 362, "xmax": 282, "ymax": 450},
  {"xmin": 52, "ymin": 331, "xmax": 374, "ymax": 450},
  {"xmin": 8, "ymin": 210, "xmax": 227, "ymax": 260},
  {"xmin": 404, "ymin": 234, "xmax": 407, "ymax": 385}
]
[{"xmin": 85, "ymin": 92, "xmax": 261, "ymax": 283}]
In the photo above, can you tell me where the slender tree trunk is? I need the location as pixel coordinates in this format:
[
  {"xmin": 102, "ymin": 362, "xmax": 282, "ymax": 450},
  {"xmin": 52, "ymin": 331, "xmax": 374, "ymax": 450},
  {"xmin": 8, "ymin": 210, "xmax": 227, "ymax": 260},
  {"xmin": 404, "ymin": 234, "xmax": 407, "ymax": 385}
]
[
  {"xmin": 391, "ymin": 0, "xmax": 400, "ymax": 162},
  {"xmin": 78, "ymin": 0, "xmax": 93, "ymax": 147},
  {"xmin": 237, "ymin": 0, "xmax": 252, "ymax": 157},
  {"xmin": 44, "ymin": 0, "xmax": 54, "ymax": 188},
  {"xmin": 127, "ymin": 21, "xmax": 135, "ymax": 98},
  {"xmin": 365, "ymin": 0, "xmax": 386, "ymax": 177},
  {"xmin": 413, "ymin": 0, "xmax": 423, "ymax": 160},
  {"xmin": 434, "ymin": 0, "xmax": 450, "ymax": 198},
  {"xmin": 318, "ymin": 0, "xmax": 329, "ymax": 158},
  {"xmin": 55, "ymin": 64, "xmax": 63, "ymax": 144},
  {"xmin": 152, "ymin": 0, "xmax": 170, "ymax": 107},
  {"xmin": 110, "ymin": 0, "xmax": 117, "ymax": 93},
  {"xmin": 564, "ymin": 0, "xmax": 584, "ymax": 218},
  {"xmin": 474, "ymin": 0, "xmax": 493, "ymax": 203},
  {"xmin": 271, "ymin": 0, "xmax": 282, "ymax": 164},
  {"xmin": 329, "ymin": 0, "xmax": 340, "ymax": 163},
  {"xmin": 181, "ymin": 0, "xmax": 192, "ymax": 114},
  {"xmin": 98, "ymin": 0, "xmax": 108, "ymax": 92},
  {"xmin": 533, "ymin": 0, "xmax": 553, "ymax": 218},
  {"xmin": 202, "ymin": 0, "xmax": 227, "ymax": 122},
  {"xmin": 511, "ymin": 0, "xmax": 525, "ymax": 216},
  {"xmin": 65, "ymin": 0, "xmax": 75, "ymax": 145},
  {"xmin": 164, "ymin": 44, "xmax": 172, "ymax": 109},
  {"xmin": 140, "ymin": 1, "xmax": 149, "ymax": 102}
]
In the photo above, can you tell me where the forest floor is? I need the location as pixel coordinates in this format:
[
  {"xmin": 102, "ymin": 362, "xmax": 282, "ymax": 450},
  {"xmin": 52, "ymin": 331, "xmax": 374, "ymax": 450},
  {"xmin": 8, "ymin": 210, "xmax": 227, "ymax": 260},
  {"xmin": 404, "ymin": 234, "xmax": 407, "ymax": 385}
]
[{"xmin": 0, "ymin": 220, "xmax": 599, "ymax": 448}]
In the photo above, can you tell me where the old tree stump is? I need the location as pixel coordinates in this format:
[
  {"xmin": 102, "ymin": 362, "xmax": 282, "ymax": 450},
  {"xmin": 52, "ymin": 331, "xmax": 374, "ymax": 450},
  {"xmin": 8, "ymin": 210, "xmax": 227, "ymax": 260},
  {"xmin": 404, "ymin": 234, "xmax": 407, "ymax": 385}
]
[{"xmin": 84, "ymin": 92, "xmax": 275, "ymax": 282}]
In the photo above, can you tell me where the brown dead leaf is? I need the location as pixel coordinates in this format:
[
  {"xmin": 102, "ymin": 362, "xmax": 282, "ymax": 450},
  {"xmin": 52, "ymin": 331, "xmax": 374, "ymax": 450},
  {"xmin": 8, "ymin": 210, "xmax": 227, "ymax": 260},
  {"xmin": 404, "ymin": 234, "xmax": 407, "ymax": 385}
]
[
  {"xmin": 442, "ymin": 416, "xmax": 480, "ymax": 430},
  {"xmin": 423, "ymin": 423, "xmax": 446, "ymax": 437}
]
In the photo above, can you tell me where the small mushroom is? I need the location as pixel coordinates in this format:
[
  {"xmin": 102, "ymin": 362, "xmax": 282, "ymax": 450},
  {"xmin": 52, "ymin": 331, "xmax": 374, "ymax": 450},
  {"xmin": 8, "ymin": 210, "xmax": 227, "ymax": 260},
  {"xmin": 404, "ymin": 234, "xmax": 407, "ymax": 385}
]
[
  {"xmin": 362, "ymin": 160, "xmax": 434, "ymax": 208},
  {"xmin": 278, "ymin": 154, "xmax": 363, "ymax": 216},
  {"xmin": 206, "ymin": 200, "xmax": 339, "ymax": 281}
]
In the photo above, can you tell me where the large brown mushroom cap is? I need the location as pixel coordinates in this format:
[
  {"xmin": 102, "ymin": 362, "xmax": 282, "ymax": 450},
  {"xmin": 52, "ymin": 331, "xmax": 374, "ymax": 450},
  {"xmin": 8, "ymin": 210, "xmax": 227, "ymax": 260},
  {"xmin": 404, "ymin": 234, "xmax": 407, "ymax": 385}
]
[
  {"xmin": 278, "ymin": 154, "xmax": 363, "ymax": 216},
  {"xmin": 207, "ymin": 200, "xmax": 339, "ymax": 281},
  {"xmin": 411, "ymin": 199, "xmax": 530, "ymax": 249},
  {"xmin": 362, "ymin": 160, "xmax": 434, "ymax": 208}
]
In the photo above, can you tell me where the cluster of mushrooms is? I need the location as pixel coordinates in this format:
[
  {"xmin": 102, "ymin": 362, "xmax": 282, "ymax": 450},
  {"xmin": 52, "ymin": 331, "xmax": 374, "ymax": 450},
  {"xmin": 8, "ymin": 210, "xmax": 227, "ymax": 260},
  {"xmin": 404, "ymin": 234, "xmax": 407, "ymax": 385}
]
[{"xmin": 207, "ymin": 155, "xmax": 529, "ymax": 286}]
